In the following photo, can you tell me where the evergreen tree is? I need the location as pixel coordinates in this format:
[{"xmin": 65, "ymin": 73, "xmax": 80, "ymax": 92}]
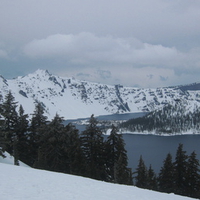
[
  {"xmin": 36, "ymin": 115, "xmax": 86, "ymax": 175},
  {"xmin": 186, "ymin": 151, "xmax": 200, "ymax": 198},
  {"xmin": 14, "ymin": 105, "xmax": 29, "ymax": 165},
  {"xmin": 135, "ymin": 156, "xmax": 148, "ymax": 188},
  {"xmin": 28, "ymin": 102, "xmax": 47, "ymax": 166},
  {"xmin": 0, "ymin": 126, "xmax": 5, "ymax": 158},
  {"xmin": 9, "ymin": 105, "xmax": 29, "ymax": 166},
  {"xmin": 147, "ymin": 165, "xmax": 157, "ymax": 190},
  {"xmin": 114, "ymin": 153, "xmax": 133, "ymax": 185},
  {"xmin": 106, "ymin": 125, "xmax": 132, "ymax": 184},
  {"xmin": 174, "ymin": 143, "xmax": 188, "ymax": 196},
  {"xmin": 0, "ymin": 109, "xmax": 5, "ymax": 158},
  {"xmin": 80, "ymin": 114, "xmax": 106, "ymax": 180},
  {"xmin": 35, "ymin": 114, "xmax": 67, "ymax": 172},
  {"xmin": 0, "ymin": 91, "xmax": 18, "ymax": 161},
  {"xmin": 0, "ymin": 94, "xmax": 4, "ymax": 157},
  {"xmin": 63, "ymin": 123, "xmax": 85, "ymax": 176},
  {"xmin": 158, "ymin": 153, "xmax": 175, "ymax": 193}
]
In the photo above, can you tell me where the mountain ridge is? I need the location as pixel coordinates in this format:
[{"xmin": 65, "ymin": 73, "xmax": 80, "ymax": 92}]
[{"xmin": 1, "ymin": 69, "xmax": 200, "ymax": 120}]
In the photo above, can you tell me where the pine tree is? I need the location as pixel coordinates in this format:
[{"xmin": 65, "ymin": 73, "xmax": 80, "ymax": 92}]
[
  {"xmin": 35, "ymin": 114, "xmax": 66, "ymax": 172},
  {"xmin": 186, "ymin": 151, "xmax": 200, "ymax": 198},
  {"xmin": 0, "ymin": 127, "xmax": 6, "ymax": 158},
  {"xmin": 135, "ymin": 156, "xmax": 148, "ymax": 188},
  {"xmin": 174, "ymin": 143, "xmax": 188, "ymax": 196},
  {"xmin": 0, "ymin": 94, "xmax": 5, "ymax": 157},
  {"xmin": 114, "ymin": 153, "xmax": 133, "ymax": 185},
  {"xmin": 0, "ymin": 91, "xmax": 18, "ymax": 161},
  {"xmin": 106, "ymin": 125, "xmax": 122, "ymax": 182},
  {"xmin": 158, "ymin": 153, "xmax": 174, "ymax": 193},
  {"xmin": 0, "ymin": 110, "xmax": 6, "ymax": 158},
  {"xmin": 63, "ymin": 123, "xmax": 85, "ymax": 175},
  {"xmin": 106, "ymin": 125, "xmax": 132, "ymax": 184},
  {"xmin": 80, "ymin": 114, "xmax": 106, "ymax": 180},
  {"xmin": 14, "ymin": 105, "xmax": 29, "ymax": 165},
  {"xmin": 147, "ymin": 165, "xmax": 157, "ymax": 190},
  {"xmin": 28, "ymin": 102, "xmax": 47, "ymax": 166}
]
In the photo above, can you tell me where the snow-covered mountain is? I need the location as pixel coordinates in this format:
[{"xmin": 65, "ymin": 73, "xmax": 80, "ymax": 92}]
[
  {"xmin": 0, "ymin": 162, "xmax": 194, "ymax": 200},
  {"xmin": 1, "ymin": 69, "xmax": 200, "ymax": 120}
]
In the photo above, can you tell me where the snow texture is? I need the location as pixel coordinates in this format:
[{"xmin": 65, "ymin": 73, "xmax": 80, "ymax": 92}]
[{"xmin": 0, "ymin": 162, "xmax": 194, "ymax": 200}]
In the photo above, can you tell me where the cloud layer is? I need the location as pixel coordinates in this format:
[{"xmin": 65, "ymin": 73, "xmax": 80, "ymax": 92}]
[
  {"xmin": 21, "ymin": 32, "xmax": 200, "ymax": 87},
  {"xmin": 23, "ymin": 33, "xmax": 180, "ymax": 65},
  {"xmin": 0, "ymin": 1, "xmax": 200, "ymax": 87}
]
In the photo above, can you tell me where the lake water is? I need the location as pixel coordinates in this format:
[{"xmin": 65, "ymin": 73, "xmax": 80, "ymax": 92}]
[
  {"xmin": 64, "ymin": 112, "xmax": 147, "ymax": 124},
  {"xmin": 122, "ymin": 134, "xmax": 200, "ymax": 174},
  {"xmin": 64, "ymin": 112, "xmax": 200, "ymax": 175}
]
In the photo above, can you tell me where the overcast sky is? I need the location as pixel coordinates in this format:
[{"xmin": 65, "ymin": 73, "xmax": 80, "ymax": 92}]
[{"xmin": 0, "ymin": 0, "xmax": 200, "ymax": 88}]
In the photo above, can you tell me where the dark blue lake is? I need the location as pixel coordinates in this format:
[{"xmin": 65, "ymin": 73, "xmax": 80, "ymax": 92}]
[
  {"xmin": 64, "ymin": 112, "xmax": 200, "ymax": 174},
  {"xmin": 64, "ymin": 112, "xmax": 146, "ymax": 124},
  {"xmin": 122, "ymin": 134, "xmax": 200, "ymax": 174}
]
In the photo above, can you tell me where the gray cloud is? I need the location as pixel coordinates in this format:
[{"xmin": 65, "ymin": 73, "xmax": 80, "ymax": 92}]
[
  {"xmin": 1, "ymin": 1, "xmax": 200, "ymax": 46},
  {"xmin": 0, "ymin": 0, "xmax": 200, "ymax": 88},
  {"xmin": 23, "ymin": 33, "xmax": 182, "ymax": 67}
]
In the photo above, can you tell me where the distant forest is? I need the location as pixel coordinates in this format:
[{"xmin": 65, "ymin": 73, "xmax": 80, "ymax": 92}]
[
  {"xmin": 120, "ymin": 102, "xmax": 200, "ymax": 134},
  {"xmin": 1, "ymin": 91, "xmax": 200, "ymax": 199}
]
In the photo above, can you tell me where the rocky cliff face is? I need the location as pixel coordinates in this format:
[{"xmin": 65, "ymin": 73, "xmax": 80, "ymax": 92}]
[{"xmin": 1, "ymin": 69, "xmax": 200, "ymax": 120}]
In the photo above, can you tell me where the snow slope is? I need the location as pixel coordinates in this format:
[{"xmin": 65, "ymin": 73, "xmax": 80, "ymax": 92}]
[
  {"xmin": 1, "ymin": 69, "xmax": 200, "ymax": 120},
  {"xmin": 0, "ymin": 152, "xmax": 29, "ymax": 167},
  {"xmin": 0, "ymin": 163, "xmax": 194, "ymax": 200}
]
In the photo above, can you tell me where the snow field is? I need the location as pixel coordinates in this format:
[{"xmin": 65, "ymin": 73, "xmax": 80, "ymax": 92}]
[{"xmin": 0, "ymin": 162, "xmax": 194, "ymax": 200}]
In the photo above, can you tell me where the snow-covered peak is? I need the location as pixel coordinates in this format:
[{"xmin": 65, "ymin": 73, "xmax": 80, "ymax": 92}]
[
  {"xmin": 33, "ymin": 69, "xmax": 51, "ymax": 76},
  {"xmin": 21, "ymin": 69, "xmax": 51, "ymax": 82},
  {"xmin": 1, "ymin": 70, "xmax": 200, "ymax": 120}
]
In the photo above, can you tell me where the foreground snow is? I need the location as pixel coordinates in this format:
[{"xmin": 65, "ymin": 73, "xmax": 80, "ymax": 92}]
[
  {"xmin": 0, "ymin": 152, "xmax": 29, "ymax": 167},
  {"xmin": 0, "ymin": 163, "xmax": 194, "ymax": 200}
]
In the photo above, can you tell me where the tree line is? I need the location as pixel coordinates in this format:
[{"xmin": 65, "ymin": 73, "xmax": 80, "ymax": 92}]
[
  {"xmin": 135, "ymin": 143, "xmax": 200, "ymax": 199},
  {"xmin": 0, "ymin": 91, "xmax": 132, "ymax": 185},
  {"xmin": 121, "ymin": 102, "xmax": 200, "ymax": 134}
]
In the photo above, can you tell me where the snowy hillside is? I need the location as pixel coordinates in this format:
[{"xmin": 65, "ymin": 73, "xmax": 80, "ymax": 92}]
[
  {"xmin": 1, "ymin": 69, "xmax": 200, "ymax": 120},
  {"xmin": 0, "ymin": 163, "xmax": 194, "ymax": 200}
]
